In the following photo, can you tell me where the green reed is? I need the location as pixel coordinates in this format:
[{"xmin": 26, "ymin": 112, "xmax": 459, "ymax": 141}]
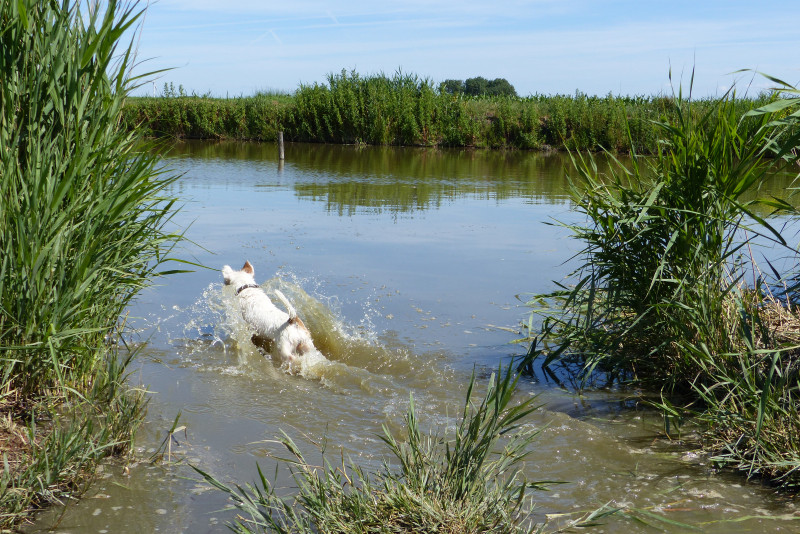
[
  {"xmin": 1, "ymin": 0, "xmax": 182, "ymax": 526},
  {"xmin": 518, "ymin": 74, "xmax": 800, "ymax": 486},
  {"xmin": 1, "ymin": 0, "xmax": 182, "ymax": 394},
  {"xmin": 194, "ymin": 366, "xmax": 615, "ymax": 533},
  {"xmin": 123, "ymin": 91, "xmax": 292, "ymax": 140},
  {"xmin": 122, "ymin": 70, "xmax": 774, "ymax": 152}
]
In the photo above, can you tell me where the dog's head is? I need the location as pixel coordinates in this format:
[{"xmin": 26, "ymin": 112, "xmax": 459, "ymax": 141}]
[{"xmin": 222, "ymin": 260, "xmax": 256, "ymax": 287}]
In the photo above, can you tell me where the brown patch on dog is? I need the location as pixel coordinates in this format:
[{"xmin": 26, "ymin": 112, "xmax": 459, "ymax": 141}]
[
  {"xmin": 287, "ymin": 316, "xmax": 308, "ymax": 331},
  {"xmin": 296, "ymin": 341, "xmax": 311, "ymax": 354},
  {"xmin": 242, "ymin": 261, "xmax": 254, "ymax": 274}
]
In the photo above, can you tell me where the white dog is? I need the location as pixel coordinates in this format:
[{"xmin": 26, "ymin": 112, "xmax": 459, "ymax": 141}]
[{"xmin": 222, "ymin": 261, "xmax": 320, "ymax": 367}]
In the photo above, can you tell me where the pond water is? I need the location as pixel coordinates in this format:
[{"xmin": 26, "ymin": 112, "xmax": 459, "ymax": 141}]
[{"xmin": 27, "ymin": 142, "xmax": 800, "ymax": 533}]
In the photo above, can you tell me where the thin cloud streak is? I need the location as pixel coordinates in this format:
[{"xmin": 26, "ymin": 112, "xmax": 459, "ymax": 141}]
[{"xmin": 131, "ymin": 1, "xmax": 800, "ymax": 97}]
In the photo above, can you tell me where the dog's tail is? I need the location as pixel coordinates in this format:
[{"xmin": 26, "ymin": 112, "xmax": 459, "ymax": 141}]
[{"xmin": 273, "ymin": 289, "xmax": 298, "ymax": 319}]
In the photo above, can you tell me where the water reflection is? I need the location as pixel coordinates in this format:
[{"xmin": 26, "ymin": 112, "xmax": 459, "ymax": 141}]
[
  {"xmin": 166, "ymin": 141, "xmax": 574, "ymax": 214},
  {"xmin": 164, "ymin": 140, "xmax": 796, "ymax": 217}
]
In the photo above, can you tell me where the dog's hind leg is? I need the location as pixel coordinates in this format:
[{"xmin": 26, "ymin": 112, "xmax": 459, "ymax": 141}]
[{"xmin": 251, "ymin": 333, "xmax": 274, "ymax": 353}]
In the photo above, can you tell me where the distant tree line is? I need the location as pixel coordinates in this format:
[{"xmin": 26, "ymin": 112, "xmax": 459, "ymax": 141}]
[{"xmin": 440, "ymin": 76, "xmax": 517, "ymax": 97}]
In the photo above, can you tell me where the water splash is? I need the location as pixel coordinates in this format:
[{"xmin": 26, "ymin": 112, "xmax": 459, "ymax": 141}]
[{"xmin": 172, "ymin": 277, "xmax": 454, "ymax": 399}]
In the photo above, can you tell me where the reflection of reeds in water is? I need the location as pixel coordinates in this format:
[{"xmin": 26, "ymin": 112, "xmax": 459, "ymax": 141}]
[{"xmin": 165, "ymin": 139, "xmax": 796, "ymax": 218}]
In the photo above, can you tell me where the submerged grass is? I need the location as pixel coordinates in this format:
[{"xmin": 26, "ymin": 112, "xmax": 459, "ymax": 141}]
[
  {"xmin": 122, "ymin": 69, "xmax": 774, "ymax": 153},
  {"xmin": 518, "ymin": 73, "xmax": 800, "ymax": 487},
  {"xmin": 0, "ymin": 0, "xmax": 183, "ymax": 527},
  {"xmin": 195, "ymin": 366, "xmax": 617, "ymax": 533}
]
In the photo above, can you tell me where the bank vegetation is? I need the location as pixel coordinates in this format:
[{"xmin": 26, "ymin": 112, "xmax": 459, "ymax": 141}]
[
  {"xmin": 0, "ymin": 0, "xmax": 182, "ymax": 528},
  {"xmin": 518, "ymin": 74, "xmax": 800, "ymax": 488},
  {"xmin": 196, "ymin": 367, "xmax": 622, "ymax": 533},
  {"xmin": 121, "ymin": 70, "xmax": 773, "ymax": 153}
]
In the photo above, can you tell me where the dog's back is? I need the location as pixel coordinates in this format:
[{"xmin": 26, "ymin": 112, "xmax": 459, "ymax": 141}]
[{"xmin": 223, "ymin": 261, "xmax": 323, "ymax": 368}]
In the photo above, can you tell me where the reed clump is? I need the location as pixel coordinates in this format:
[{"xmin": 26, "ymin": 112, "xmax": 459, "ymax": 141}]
[
  {"xmin": 123, "ymin": 91, "xmax": 292, "ymax": 141},
  {"xmin": 518, "ymin": 74, "xmax": 800, "ymax": 487},
  {"xmin": 195, "ymin": 367, "xmax": 614, "ymax": 533},
  {"xmin": 122, "ymin": 70, "xmax": 774, "ymax": 153},
  {"xmin": 0, "ymin": 0, "xmax": 182, "ymax": 527}
]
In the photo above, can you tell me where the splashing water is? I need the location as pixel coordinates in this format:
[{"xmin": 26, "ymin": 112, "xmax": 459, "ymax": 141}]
[{"xmin": 172, "ymin": 276, "xmax": 454, "ymax": 398}]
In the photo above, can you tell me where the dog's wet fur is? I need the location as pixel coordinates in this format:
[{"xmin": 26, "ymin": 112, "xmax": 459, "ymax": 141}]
[{"xmin": 222, "ymin": 261, "xmax": 321, "ymax": 368}]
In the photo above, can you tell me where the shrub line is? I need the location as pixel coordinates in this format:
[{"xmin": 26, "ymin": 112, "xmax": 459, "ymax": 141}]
[{"xmin": 122, "ymin": 70, "xmax": 775, "ymax": 153}]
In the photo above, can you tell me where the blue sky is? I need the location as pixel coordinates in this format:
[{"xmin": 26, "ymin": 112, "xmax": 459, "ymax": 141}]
[{"xmin": 128, "ymin": 0, "xmax": 799, "ymax": 98}]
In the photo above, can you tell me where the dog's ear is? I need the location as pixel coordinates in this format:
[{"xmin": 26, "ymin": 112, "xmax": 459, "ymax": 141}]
[{"xmin": 242, "ymin": 261, "xmax": 254, "ymax": 275}]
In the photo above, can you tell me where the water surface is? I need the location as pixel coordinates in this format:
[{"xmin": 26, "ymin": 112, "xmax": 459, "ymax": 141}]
[{"xmin": 27, "ymin": 142, "xmax": 800, "ymax": 533}]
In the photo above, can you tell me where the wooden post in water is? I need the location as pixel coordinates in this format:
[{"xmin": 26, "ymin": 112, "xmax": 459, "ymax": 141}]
[{"xmin": 278, "ymin": 131, "xmax": 285, "ymax": 160}]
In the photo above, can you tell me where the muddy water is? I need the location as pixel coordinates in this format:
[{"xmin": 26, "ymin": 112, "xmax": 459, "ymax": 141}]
[{"xmin": 27, "ymin": 142, "xmax": 800, "ymax": 532}]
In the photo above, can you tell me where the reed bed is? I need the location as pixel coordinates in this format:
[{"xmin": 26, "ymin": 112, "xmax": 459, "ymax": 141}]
[
  {"xmin": 0, "ymin": 0, "xmax": 182, "ymax": 527},
  {"xmin": 121, "ymin": 69, "xmax": 774, "ymax": 153},
  {"xmin": 195, "ymin": 366, "xmax": 617, "ymax": 533},
  {"xmin": 518, "ymin": 75, "xmax": 800, "ymax": 487},
  {"xmin": 124, "ymin": 91, "xmax": 292, "ymax": 141}
]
